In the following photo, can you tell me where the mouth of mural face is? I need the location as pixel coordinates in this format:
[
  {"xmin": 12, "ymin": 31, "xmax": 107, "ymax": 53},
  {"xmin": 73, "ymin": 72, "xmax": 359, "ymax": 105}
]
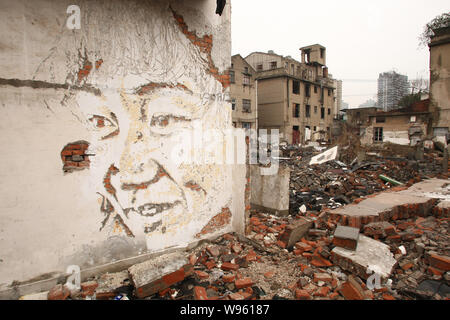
[{"xmin": 124, "ymin": 200, "xmax": 183, "ymax": 217}]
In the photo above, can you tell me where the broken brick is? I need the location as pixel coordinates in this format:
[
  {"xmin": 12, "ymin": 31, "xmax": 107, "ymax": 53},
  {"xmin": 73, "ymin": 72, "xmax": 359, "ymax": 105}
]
[
  {"xmin": 47, "ymin": 284, "xmax": 70, "ymax": 300},
  {"xmin": 295, "ymin": 289, "xmax": 311, "ymax": 300},
  {"xmin": 221, "ymin": 262, "xmax": 240, "ymax": 271},
  {"xmin": 313, "ymin": 273, "xmax": 333, "ymax": 284},
  {"xmin": 339, "ymin": 276, "xmax": 365, "ymax": 300},
  {"xmin": 235, "ymin": 278, "xmax": 254, "ymax": 289},
  {"xmin": 194, "ymin": 286, "xmax": 208, "ymax": 300},
  {"xmin": 428, "ymin": 254, "xmax": 450, "ymax": 271}
]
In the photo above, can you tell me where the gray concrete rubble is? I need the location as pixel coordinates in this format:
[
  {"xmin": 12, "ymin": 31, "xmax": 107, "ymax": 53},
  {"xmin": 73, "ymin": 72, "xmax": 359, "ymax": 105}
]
[{"xmin": 331, "ymin": 235, "xmax": 397, "ymax": 280}]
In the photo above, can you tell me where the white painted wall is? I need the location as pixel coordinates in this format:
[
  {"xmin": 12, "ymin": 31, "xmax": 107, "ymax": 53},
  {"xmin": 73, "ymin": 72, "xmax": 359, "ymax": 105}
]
[{"xmin": 0, "ymin": 0, "xmax": 243, "ymax": 289}]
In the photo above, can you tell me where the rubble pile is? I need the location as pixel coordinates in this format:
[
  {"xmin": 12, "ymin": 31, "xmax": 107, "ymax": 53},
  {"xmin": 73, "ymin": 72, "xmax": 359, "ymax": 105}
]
[
  {"xmin": 283, "ymin": 145, "xmax": 447, "ymax": 215},
  {"xmin": 38, "ymin": 200, "xmax": 448, "ymax": 301}
]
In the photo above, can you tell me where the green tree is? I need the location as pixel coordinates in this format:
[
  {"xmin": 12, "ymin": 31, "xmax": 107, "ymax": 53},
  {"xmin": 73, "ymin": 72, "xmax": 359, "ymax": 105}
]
[{"xmin": 398, "ymin": 92, "xmax": 422, "ymax": 108}]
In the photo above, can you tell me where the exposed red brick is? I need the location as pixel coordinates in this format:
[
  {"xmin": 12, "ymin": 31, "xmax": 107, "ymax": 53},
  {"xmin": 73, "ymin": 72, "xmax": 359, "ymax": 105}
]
[
  {"xmin": 428, "ymin": 254, "xmax": 450, "ymax": 271},
  {"xmin": 314, "ymin": 286, "xmax": 330, "ymax": 297},
  {"xmin": 235, "ymin": 278, "xmax": 254, "ymax": 289},
  {"xmin": 221, "ymin": 262, "xmax": 239, "ymax": 271},
  {"xmin": 313, "ymin": 273, "xmax": 333, "ymax": 284},
  {"xmin": 195, "ymin": 207, "xmax": 231, "ymax": 238},
  {"xmin": 61, "ymin": 141, "xmax": 90, "ymax": 173},
  {"xmin": 80, "ymin": 281, "xmax": 98, "ymax": 297},
  {"xmin": 47, "ymin": 284, "xmax": 70, "ymax": 300},
  {"xmin": 339, "ymin": 276, "xmax": 365, "ymax": 300},
  {"xmin": 194, "ymin": 270, "xmax": 209, "ymax": 280},
  {"xmin": 382, "ymin": 293, "xmax": 396, "ymax": 300},
  {"xmin": 222, "ymin": 274, "xmax": 235, "ymax": 283},
  {"xmin": 295, "ymin": 289, "xmax": 311, "ymax": 300},
  {"xmin": 194, "ymin": 286, "xmax": 208, "ymax": 300}
]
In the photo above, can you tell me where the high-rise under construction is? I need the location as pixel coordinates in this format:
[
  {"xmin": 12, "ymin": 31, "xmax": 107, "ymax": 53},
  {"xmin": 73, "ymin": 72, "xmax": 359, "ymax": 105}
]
[{"xmin": 377, "ymin": 71, "xmax": 409, "ymax": 111}]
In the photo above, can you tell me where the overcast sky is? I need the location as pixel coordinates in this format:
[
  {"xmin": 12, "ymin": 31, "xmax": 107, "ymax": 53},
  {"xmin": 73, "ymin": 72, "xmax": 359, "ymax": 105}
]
[{"xmin": 230, "ymin": 0, "xmax": 449, "ymax": 109}]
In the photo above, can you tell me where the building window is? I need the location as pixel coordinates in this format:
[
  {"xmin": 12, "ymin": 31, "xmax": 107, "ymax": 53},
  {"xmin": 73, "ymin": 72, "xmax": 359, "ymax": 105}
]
[
  {"xmin": 410, "ymin": 116, "xmax": 416, "ymax": 123},
  {"xmin": 321, "ymin": 107, "xmax": 325, "ymax": 119},
  {"xmin": 242, "ymin": 99, "xmax": 251, "ymax": 113},
  {"xmin": 233, "ymin": 122, "xmax": 237, "ymax": 128},
  {"xmin": 293, "ymin": 104, "xmax": 300, "ymax": 118},
  {"xmin": 242, "ymin": 122, "xmax": 251, "ymax": 129},
  {"xmin": 243, "ymin": 75, "xmax": 250, "ymax": 86},
  {"xmin": 313, "ymin": 126, "xmax": 317, "ymax": 131},
  {"xmin": 314, "ymin": 86, "xmax": 318, "ymax": 94},
  {"xmin": 314, "ymin": 106, "xmax": 318, "ymax": 114},
  {"xmin": 305, "ymin": 105, "xmax": 311, "ymax": 118},
  {"xmin": 231, "ymin": 98, "xmax": 236, "ymax": 111},
  {"xmin": 320, "ymin": 48, "xmax": 325, "ymax": 59},
  {"xmin": 257, "ymin": 64, "xmax": 263, "ymax": 71},
  {"xmin": 328, "ymin": 108, "xmax": 331, "ymax": 115},
  {"xmin": 374, "ymin": 127, "xmax": 383, "ymax": 142},
  {"xmin": 328, "ymin": 89, "xmax": 332, "ymax": 96},
  {"xmin": 229, "ymin": 70, "xmax": 235, "ymax": 83},
  {"xmin": 270, "ymin": 61, "xmax": 277, "ymax": 69},
  {"xmin": 293, "ymin": 80, "xmax": 300, "ymax": 94},
  {"xmin": 305, "ymin": 84, "xmax": 311, "ymax": 97},
  {"xmin": 244, "ymin": 67, "xmax": 249, "ymax": 74},
  {"xmin": 376, "ymin": 117, "xmax": 386, "ymax": 123}
]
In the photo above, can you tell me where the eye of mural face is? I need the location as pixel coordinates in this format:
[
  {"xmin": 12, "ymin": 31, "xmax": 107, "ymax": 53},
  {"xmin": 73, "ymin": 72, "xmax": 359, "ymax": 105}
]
[
  {"xmin": 149, "ymin": 113, "xmax": 192, "ymax": 136},
  {"xmin": 88, "ymin": 113, "xmax": 120, "ymax": 140}
]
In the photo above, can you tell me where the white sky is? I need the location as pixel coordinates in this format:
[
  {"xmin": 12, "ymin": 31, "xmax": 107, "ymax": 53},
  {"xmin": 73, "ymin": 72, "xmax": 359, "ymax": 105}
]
[{"xmin": 231, "ymin": 0, "xmax": 449, "ymax": 108}]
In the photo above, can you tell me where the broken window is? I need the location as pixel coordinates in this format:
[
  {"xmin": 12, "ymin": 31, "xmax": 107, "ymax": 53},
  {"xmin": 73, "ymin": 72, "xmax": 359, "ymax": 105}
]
[
  {"xmin": 374, "ymin": 127, "xmax": 383, "ymax": 142},
  {"xmin": 293, "ymin": 80, "xmax": 300, "ymax": 94},
  {"xmin": 321, "ymin": 107, "xmax": 325, "ymax": 119},
  {"xmin": 229, "ymin": 70, "xmax": 235, "ymax": 83},
  {"xmin": 242, "ymin": 99, "xmax": 251, "ymax": 113},
  {"xmin": 270, "ymin": 61, "xmax": 277, "ymax": 69},
  {"xmin": 293, "ymin": 104, "xmax": 300, "ymax": 118},
  {"xmin": 305, "ymin": 105, "xmax": 311, "ymax": 118}
]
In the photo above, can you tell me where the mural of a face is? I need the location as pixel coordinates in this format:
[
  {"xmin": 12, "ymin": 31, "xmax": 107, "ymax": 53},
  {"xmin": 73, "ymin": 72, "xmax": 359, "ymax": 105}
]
[{"xmin": 56, "ymin": 2, "xmax": 232, "ymax": 250}]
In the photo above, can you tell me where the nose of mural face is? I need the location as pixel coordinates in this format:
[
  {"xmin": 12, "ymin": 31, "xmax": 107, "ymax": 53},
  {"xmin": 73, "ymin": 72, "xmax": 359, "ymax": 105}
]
[{"xmin": 114, "ymin": 132, "xmax": 186, "ymax": 238}]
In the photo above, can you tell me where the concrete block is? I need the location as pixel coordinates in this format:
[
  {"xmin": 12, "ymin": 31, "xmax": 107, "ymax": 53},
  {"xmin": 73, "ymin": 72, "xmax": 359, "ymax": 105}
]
[
  {"xmin": 331, "ymin": 235, "xmax": 397, "ymax": 280},
  {"xmin": 278, "ymin": 217, "xmax": 313, "ymax": 249},
  {"xmin": 332, "ymin": 226, "xmax": 360, "ymax": 250},
  {"xmin": 128, "ymin": 252, "xmax": 193, "ymax": 298}
]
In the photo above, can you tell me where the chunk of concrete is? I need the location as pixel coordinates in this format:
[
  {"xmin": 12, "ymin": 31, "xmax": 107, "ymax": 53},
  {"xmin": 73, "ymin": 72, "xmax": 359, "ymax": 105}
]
[
  {"xmin": 333, "ymin": 226, "xmax": 360, "ymax": 250},
  {"xmin": 128, "ymin": 252, "xmax": 193, "ymax": 298},
  {"xmin": 278, "ymin": 217, "xmax": 313, "ymax": 249},
  {"xmin": 331, "ymin": 235, "xmax": 397, "ymax": 280}
]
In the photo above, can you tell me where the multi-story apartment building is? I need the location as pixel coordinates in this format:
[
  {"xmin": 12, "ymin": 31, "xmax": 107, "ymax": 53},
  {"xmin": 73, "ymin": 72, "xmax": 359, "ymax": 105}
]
[
  {"xmin": 377, "ymin": 71, "xmax": 409, "ymax": 112},
  {"xmin": 244, "ymin": 44, "xmax": 337, "ymax": 144},
  {"xmin": 229, "ymin": 54, "xmax": 258, "ymax": 130}
]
